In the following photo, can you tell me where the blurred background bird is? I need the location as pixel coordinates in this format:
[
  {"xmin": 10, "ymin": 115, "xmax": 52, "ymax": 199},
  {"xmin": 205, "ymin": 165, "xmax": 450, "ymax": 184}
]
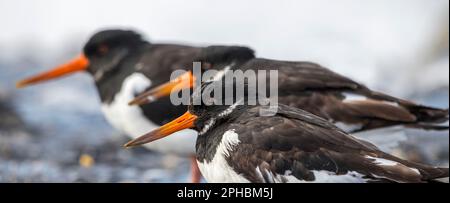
[
  {"xmin": 15, "ymin": 29, "xmax": 206, "ymax": 183},
  {"xmin": 0, "ymin": 0, "xmax": 448, "ymax": 182}
]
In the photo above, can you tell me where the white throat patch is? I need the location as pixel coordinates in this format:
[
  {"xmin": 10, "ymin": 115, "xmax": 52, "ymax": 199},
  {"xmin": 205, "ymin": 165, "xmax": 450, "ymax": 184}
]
[{"xmin": 101, "ymin": 72, "xmax": 155, "ymax": 136}]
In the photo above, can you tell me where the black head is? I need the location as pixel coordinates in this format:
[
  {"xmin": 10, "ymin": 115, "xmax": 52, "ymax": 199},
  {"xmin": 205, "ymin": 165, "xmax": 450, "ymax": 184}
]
[
  {"xmin": 127, "ymin": 45, "xmax": 256, "ymax": 106},
  {"xmin": 16, "ymin": 29, "xmax": 148, "ymax": 88},
  {"xmin": 83, "ymin": 29, "xmax": 149, "ymax": 80},
  {"xmin": 188, "ymin": 80, "xmax": 259, "ymax": 135},
  {"xmin": 197, "ymin": 46, "xmax": 255, "ymax": 71},
  {"xmin": 123, "ymin": 80, "xmax": 262, "ymax": 147}
]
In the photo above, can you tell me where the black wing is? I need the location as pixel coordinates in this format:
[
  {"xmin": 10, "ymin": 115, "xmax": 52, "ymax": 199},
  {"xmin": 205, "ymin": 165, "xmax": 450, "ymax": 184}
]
[
  {"xmin": 225, "ymin": 104, "xmax": 448, "ymax": 183},
  {"xmin": 240, "ymin": 59, "xmax": 448, "ymax": 132}
]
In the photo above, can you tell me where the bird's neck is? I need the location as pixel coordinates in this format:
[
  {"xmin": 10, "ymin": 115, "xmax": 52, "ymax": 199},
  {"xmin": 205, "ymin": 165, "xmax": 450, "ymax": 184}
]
[
  {"xmin": 195, "ymin": 124, "xmax": 228, "ymax": 163},
  {"xmin": 195, "ymin": 109, "xmax": 244, "ymax": 163},
  {"xmin": 94, "ymin": 45, "xmax": 150, "ymax": 104}
]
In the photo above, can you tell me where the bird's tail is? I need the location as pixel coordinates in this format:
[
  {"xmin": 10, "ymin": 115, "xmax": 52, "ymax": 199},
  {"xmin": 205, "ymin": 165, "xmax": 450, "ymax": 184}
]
[
  {"xmin": 368, "ymin": 90, "xmax": 449, "ymax": 130},
  {"xmin": 381, "ymin": 152, "xmax": 449, "ymax": 182},
  {"xmin": 402, "ymin": 103, "xmax": 449, "ymax": 123},
  {"xmin": 421, "ymin": 167, "xmax": 449, "ymax": 182}
]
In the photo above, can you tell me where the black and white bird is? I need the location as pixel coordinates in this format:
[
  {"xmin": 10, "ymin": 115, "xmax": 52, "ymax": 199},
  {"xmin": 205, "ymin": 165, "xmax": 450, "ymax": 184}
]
[
  {"xmin": 131, "ymin": 46, "xmax": 449, "ymax": 134},
  {"xmin": 16, "ymin": 30, "xmax": 253, "ymax": 182},
  {"xmin": 124, "ymin": 81, "xmax": 449, "ymax": 183}
]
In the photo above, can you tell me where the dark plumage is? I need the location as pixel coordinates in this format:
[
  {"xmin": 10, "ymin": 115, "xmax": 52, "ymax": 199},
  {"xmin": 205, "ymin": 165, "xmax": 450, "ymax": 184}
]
[
  {"xmin": 189, "ymin": 82, "xmax": 449, "ymax": 183},
  {"xmin": 197, "ymin": 46, "xmax": 449, "ymax": 132},
  {"xmin": 17, "ymin": 29, "xmax": 258, "ymax": 183}
]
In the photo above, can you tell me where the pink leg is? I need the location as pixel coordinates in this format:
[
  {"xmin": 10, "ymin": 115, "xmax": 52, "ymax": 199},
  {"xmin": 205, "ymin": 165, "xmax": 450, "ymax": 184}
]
[{"xmin": 190, "ymin": 156, "xmax": 202, "ymax": 183}]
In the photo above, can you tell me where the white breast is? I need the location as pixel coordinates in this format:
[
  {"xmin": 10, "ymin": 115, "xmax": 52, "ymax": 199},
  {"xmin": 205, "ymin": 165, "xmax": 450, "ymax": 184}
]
[
  {"xmin": 101, "ymin": 72, "xmax": 197, "ymax": 156},
  {"xmin": 197, "ymin": 130, "xmax": 250, "ymax": 183}
]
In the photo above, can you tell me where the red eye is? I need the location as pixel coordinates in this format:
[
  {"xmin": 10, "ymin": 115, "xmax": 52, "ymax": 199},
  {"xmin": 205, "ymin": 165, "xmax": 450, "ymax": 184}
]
[{"xmin": 98, "ymin": 45, "xmax": 109, "ymax": 55}]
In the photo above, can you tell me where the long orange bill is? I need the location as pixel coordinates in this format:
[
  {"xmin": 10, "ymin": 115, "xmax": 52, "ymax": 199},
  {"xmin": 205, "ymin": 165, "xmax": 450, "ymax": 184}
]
[
  {"xmin": 123, "ymin": 111, "xmax": 198, "ymax": 148},
  {"xmin": 128, "ymin": 71, "xmax": 195, "ymax": 106},
  {"xmin": 16, "ymin": 54, "xmax": 90, "ymax": 88}
]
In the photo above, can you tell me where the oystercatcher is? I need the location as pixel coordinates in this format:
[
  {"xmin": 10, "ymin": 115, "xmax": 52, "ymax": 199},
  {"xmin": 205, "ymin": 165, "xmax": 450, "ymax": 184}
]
[
  {"xmin": 130, "ymin": 46, "xmax": 449, "ymax": 133},
  {"xmin": 124, "ymin": 81, "xmax": 449, "ymax": 183},
  {"xmin": 16, "ymin": 30, "xmax": 253, "ymax": 182}
]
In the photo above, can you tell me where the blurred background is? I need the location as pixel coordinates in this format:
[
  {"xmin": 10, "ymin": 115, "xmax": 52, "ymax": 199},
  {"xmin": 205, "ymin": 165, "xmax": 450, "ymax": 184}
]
[{"xmin": 0, "ymin": 0, "xmax": 448, "ymax": 182}]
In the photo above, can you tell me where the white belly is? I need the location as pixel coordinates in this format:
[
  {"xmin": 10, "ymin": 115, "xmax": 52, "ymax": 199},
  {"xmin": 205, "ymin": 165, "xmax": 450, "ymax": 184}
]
[
  {"xmin": 197, "ymin": 130, "xmax": 250, "ymax": 183},
  {"xmin": 101, "ymin": 72, "xmax": 197, "ymax": 156}
]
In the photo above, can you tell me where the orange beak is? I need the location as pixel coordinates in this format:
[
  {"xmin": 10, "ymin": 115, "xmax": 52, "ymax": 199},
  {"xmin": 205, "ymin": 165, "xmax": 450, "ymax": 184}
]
[
  {"xmin": 128, "ymin": 71, "xmax": 195, "ymax": 106},
  {"xmin": 16, "ymin": 54, "xmax": 90, "ymax": 88},
  {"xmin": 124, "ymin": 111, "xmax": 198, "ymax": 148}
]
